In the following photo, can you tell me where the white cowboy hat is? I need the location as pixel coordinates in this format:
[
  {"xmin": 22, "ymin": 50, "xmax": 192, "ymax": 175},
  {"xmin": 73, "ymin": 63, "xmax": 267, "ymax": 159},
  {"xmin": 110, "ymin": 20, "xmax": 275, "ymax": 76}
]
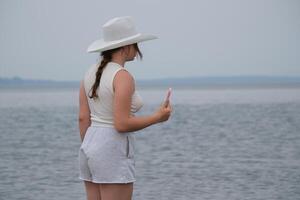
[{"xmin": 87, "ymin": 16, "xmax": 158, "ymax": 53}]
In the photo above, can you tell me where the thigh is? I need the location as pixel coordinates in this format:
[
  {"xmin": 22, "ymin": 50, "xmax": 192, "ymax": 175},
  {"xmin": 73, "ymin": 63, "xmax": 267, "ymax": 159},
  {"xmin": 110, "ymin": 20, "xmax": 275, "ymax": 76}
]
[
  {"xmin": 84, "ymin": 181, "xmax": 101, "ymax": 200},
  {"xmin": 99, "ymin": 183, "xmax": 133, "ymax": 200}
]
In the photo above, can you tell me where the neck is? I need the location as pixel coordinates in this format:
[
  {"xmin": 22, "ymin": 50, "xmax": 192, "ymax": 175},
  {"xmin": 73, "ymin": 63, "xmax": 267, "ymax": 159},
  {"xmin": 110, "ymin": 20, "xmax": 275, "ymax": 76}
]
[{"xmin": 111, "ymin": 56, "xmax": 126, "ymax": 68}]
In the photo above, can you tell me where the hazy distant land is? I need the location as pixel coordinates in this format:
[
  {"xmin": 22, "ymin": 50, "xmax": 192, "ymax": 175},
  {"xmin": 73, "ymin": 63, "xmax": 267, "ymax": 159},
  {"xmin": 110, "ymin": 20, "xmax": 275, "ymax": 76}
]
[{"xmin": 1, "ymin": 76, "xmax": 300, "ymax": 89}]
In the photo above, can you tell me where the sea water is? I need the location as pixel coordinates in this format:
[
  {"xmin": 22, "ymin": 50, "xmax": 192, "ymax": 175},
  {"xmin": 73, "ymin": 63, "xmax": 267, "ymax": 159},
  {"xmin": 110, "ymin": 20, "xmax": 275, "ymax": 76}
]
[{"xmin": 0, "ymin": 86, "xmax": 299, "ymax": 200}]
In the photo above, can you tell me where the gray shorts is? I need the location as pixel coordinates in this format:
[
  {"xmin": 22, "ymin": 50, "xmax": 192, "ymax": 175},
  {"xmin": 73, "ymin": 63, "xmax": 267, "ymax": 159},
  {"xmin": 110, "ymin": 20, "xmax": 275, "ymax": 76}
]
[{"xmin": 78, "ymin": 126, "xmax": 136, "ymax": 183}]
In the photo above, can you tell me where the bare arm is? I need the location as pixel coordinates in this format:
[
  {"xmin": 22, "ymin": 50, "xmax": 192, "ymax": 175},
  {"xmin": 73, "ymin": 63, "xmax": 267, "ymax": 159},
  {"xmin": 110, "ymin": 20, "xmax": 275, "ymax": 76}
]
[
  {"xmin": 78, "ymin": 80, "xmax": 91, "ymax": 141},
  {"xmin": 113, "ymin": 70, "xmax": 159, "ymax": 133}
]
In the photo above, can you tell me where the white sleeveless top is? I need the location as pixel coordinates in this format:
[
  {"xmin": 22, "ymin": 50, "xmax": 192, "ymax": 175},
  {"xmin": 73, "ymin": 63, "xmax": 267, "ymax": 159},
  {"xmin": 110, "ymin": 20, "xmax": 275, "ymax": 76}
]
[{"xmin": 83, "ymin": 61, "xmax": 144, "ymax": 128}]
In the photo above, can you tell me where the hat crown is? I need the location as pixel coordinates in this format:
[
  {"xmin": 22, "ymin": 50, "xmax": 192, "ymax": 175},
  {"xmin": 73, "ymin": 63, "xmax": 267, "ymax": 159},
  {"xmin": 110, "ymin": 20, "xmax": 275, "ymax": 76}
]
[{"xmin": 102, "ymin": 16, "xmax": 138, "ymax": 42}]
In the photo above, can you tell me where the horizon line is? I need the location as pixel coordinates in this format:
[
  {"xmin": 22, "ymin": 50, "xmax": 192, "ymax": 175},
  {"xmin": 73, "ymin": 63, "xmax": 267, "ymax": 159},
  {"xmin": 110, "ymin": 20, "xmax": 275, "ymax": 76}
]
[{"xmin": 1, "ymin": 75, "xmax": 300, "ymax": 82}]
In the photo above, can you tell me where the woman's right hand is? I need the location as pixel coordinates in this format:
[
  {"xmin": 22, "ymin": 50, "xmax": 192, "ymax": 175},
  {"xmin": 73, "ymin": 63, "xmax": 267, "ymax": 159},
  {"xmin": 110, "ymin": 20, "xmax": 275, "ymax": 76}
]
[{"xmin": 153, "ymin": 100, "xmax": 172, "ymax": 123}]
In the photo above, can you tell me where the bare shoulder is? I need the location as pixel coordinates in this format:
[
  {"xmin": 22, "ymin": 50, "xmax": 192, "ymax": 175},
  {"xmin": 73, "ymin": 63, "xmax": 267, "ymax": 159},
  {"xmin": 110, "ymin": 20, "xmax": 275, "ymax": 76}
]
[{"xmin": 113, "ymin": 69, "xmax": 135, "ymax": 93}]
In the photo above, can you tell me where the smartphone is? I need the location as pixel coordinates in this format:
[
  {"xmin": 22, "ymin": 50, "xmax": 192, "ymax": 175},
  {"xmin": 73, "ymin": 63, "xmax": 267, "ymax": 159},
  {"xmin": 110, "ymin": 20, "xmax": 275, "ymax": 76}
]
[{"xmin": 165, "ymin": 87, "xmax": 172, "ymax": 103}]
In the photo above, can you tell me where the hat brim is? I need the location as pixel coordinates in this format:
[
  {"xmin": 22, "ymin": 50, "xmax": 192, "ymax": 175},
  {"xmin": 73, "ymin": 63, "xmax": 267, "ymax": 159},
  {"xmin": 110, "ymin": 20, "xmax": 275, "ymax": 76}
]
[{"xmin": 87, "ymin": 33, "xmax": 158, "ymax": 53}]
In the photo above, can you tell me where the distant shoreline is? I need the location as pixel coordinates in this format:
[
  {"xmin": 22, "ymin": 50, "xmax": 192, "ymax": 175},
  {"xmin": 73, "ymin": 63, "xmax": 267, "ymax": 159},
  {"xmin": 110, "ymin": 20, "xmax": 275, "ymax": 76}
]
[{"xmin": 1, "ymin": 76, "xmax": 300, "ymax": 89}]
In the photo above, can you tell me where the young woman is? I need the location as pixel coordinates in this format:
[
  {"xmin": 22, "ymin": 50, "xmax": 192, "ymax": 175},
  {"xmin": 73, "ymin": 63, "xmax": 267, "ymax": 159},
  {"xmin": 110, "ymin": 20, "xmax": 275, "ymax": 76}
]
[{"xmin": 78, "ymin": 16, "xmax": 172, "ymax": 200}]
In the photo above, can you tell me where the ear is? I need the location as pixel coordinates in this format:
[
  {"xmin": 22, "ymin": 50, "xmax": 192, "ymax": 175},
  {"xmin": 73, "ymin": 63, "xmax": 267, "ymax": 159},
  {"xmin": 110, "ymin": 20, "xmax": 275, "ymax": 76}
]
[
  {"xmin": 121, "ymin": 46, "xmax": 128, "ymax": 55},
  {"xmin": 120, "ymin": 46, "xmax": 129, "ymax": 56},
  {"xmin": 125, "ymin": 45, "xmax": 131, "ymax": 56}
]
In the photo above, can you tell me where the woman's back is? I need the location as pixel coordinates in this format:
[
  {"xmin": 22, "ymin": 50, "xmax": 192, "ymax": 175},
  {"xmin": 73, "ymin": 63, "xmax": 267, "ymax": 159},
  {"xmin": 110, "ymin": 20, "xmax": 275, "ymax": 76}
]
[{"xmin": 83, "ymin": 61, "xmax": 144, "ymax": 128}]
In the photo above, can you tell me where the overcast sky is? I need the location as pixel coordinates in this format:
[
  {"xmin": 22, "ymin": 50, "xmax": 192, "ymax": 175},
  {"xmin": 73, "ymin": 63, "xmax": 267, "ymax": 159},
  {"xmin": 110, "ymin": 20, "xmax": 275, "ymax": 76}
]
[{"xmin": 0, "ymin": 0, "xmax": 299, "ymax": 81}]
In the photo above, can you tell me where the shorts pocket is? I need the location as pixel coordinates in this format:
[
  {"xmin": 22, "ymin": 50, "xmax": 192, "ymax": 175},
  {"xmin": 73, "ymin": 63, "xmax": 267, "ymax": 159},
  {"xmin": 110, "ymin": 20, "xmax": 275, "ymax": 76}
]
[{"xmin": 126, "ymin": 135, "xmax": 135, "ymax": 159}]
